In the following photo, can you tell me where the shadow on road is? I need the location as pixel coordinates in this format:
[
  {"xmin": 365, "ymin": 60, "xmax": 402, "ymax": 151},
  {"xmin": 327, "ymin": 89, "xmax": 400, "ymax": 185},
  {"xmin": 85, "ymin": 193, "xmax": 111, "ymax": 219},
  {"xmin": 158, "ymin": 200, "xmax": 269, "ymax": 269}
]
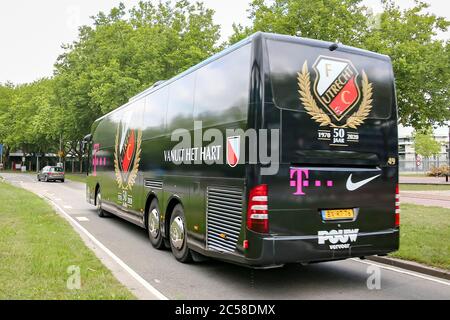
[{"xmin": 103, "ymin": 210, "xmax": 370, "ymax": 299}]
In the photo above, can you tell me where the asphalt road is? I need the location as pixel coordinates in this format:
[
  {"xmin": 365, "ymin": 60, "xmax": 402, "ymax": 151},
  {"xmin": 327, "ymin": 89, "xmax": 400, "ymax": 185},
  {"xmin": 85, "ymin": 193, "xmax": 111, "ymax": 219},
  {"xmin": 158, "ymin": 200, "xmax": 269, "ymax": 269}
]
[{"xmin": 1, "ymin": 172, "xmax": 449, "ymax": 300}]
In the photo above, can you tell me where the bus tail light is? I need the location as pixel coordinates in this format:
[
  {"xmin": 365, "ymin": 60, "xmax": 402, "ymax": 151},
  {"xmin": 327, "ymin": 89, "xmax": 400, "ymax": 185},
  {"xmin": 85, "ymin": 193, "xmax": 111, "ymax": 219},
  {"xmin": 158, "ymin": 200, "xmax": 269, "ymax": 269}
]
[
  {"xmin": 247, "ymin": 184, "xmax": 269, "ymax": 234},
  {"xmin": 395, "ymin": 184, "xmax": 400, "ymax": 227}
]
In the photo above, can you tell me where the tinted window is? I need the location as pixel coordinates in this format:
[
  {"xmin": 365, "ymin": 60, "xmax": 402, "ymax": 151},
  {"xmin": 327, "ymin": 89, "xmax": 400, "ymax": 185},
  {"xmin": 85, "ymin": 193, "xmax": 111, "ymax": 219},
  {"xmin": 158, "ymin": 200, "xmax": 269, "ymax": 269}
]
[
  {"xmin": 267, "ymin": 40, "xmax": 393, "ymax": 119},
  {"xmin": 143, "ymin": 87, "xmax": 168, "ymax": 138},
  {"xmin": 194, "ymin": 44, "xmax": 251, "ymax": 126},
  {"xmin": 52, "ymin": 167, "xmax": 64, "ymax": 172},
  {"xmin": 93, "ymin": 114, "xmax": 120, "ymax": 149},
  {"xmin": 129, "ymin": 98, "xmax": 145, "ymax": 130},
  {"xmin": 166, "ymin": 73, "xmax": 196, "ymax": 132}
]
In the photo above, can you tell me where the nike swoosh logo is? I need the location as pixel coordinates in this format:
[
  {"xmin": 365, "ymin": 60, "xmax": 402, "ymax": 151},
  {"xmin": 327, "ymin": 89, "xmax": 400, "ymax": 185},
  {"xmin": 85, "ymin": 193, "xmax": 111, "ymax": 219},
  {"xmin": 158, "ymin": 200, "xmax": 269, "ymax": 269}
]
[{"xmin": 346, "ymin": 174, "xmax": 381, "ymax": 191}]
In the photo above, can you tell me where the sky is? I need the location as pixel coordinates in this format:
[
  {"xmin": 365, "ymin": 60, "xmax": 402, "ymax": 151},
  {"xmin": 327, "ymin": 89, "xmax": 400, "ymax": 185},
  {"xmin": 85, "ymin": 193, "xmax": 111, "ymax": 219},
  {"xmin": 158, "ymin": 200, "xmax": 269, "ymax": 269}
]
[{"xmin": 0, "ymin": 0, "xmax": 448, "ymax": 84}]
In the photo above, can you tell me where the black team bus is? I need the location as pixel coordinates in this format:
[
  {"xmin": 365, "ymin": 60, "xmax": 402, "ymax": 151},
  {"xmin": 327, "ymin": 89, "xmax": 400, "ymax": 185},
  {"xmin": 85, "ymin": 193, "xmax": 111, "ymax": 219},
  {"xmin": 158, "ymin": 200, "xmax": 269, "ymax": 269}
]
[{"xmin": 84, "ymin": 32, "xmax": 400, "ymax": 268}]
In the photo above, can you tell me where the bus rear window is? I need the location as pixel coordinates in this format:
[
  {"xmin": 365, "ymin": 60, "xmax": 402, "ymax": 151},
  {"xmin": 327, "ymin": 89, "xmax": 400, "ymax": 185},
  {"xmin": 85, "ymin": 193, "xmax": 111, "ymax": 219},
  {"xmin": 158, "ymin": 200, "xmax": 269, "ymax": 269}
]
[{"xmin": 266, "ymin": 40, "xmax": 393, "ymax": 119}]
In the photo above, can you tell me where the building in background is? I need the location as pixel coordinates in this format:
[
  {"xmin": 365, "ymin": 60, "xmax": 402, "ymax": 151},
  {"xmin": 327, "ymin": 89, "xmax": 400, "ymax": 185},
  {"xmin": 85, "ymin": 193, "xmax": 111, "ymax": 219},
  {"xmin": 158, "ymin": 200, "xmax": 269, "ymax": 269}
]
[{"xmin": 398, "ymin": 126, "xmax": 449, "ymax": 172}]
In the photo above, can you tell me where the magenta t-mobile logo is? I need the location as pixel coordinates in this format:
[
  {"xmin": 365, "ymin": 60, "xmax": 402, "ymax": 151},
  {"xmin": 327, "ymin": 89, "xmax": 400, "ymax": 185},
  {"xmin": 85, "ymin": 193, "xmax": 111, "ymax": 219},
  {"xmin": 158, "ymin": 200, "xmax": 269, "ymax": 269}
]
[
  {"xmin": 290, "ymin": 169, "xmax": 334, "ymax": 196},
  {"xmin": 92, "ymin": 144, "xmax": 107, "ymax": 177}
]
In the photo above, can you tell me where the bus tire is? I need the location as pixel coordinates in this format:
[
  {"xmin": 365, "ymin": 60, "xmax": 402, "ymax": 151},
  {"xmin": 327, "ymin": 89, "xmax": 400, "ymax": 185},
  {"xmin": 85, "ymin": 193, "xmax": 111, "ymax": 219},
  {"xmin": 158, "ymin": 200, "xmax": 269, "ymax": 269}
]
[
  {"xmin": 147, "ymin": 199, "xmax": 165, "ymax": 250},
  {"xmin": 169, "ymin": 204, "xmax": 192, "ymax": 263},
  {"xmin": 96, "ymin": 189, "xmax": 108, "ymax": 218}
]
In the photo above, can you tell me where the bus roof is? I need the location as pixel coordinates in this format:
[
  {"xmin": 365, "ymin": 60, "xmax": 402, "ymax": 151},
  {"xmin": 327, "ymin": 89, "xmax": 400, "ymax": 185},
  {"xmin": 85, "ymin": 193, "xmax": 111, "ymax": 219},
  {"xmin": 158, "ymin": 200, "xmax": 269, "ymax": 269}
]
[{"xmin": 93, "ymin": 32, "xmax": 390, "ymax": 124}]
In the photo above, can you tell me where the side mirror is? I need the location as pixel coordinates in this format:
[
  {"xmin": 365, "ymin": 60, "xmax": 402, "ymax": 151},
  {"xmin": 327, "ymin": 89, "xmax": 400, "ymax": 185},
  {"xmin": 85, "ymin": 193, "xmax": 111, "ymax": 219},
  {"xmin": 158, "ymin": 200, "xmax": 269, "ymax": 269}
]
[{"xmin": 82, "ymin": 134, "xmax": 92, "ymax": 154}]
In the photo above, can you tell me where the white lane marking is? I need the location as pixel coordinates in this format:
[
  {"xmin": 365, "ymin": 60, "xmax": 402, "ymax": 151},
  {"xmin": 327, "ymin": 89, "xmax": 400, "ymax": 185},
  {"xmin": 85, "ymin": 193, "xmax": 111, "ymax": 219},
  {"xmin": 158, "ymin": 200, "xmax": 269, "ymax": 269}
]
[
  {"xmin": 75, "ymin": 217, "xmax": 89, "ymax": 222},
  {"xmin": 63, "ymin": 205, "xmax": 73, "ymax": 209},
  {"xmin": 351, "ymin": 258, "xmax": 450, "ymax": 286},
  {"xmin": 49, "ymin": 201, "xmax": 168, "ymax": 300},
  {"xmin": 55, "ymin": 198, "xmax": 62, "ymax": 202}
]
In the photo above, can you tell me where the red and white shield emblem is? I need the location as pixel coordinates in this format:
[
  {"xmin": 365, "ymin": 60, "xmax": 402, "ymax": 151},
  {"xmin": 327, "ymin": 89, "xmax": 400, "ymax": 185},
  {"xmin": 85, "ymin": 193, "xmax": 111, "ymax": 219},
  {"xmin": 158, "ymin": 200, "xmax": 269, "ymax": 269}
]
[
  {"xmin": 120, "ymin": 130, "xmax": 136, "ymax": 173},
  {"xmin": 313, "ymin": 56, "xmax": 361, "ymax": 121},
  {"xmin": 227, "ymin": 136, "xmax": 240, "ymax": 168}
]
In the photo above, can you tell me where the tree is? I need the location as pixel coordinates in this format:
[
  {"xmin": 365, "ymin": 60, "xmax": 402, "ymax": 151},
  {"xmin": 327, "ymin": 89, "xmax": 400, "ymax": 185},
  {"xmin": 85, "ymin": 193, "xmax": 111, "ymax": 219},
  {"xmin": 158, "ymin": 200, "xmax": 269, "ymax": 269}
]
[
  {"xmin": 229, "ymin": 0, "xmax": 369, "ymax": 46},
  {"xmin": 1, "ymin": 79, "xmax": 58, "ymax": 153},
  {"xmin": 0, "ymin": 83, "xmax": 15, "ymax": 161},
  {"xmin": 53, "ymin": 0, "xmax": 221, "ymax": 170},
  {"xmin": 364, "ymin": 0, "xmax": 449, "ymax": 129},
  {"xmin": 413, "ymin": 128, "xmax": 441, "ymax": 159},
  {"xmin": 230, "ymin": 0, "xmax": 449, "ymax": 130}
]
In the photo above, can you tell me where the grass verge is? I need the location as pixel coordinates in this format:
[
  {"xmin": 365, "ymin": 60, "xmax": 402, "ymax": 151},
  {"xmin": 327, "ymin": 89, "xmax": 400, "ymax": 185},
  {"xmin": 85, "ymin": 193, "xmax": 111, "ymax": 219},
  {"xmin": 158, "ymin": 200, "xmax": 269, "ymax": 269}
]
[
  {"xmin": 65, "ymin": 174, "xmax": 87, "ymax": 183},
  {"xmin": 390, "ymin": 203, "xmax": 450, "ymax": 270},
  {"xmin": 400, "ymin": 184, "xmax": 450, "ymax": 191},
  {"xmin": 0, "ymin": 181, "xmax": 134, "ymax": 299}
]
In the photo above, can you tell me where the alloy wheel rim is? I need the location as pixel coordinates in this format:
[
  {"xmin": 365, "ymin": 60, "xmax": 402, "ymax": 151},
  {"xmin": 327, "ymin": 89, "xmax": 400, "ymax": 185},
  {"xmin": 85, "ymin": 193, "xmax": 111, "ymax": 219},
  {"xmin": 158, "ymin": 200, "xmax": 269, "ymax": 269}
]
[
  {"xmin": 97, "ymin": 193, "xmax": 101, "ymax": 211},
  {"xmin": 149, "ymin": 208, "xmax": 160, "ymax": 238},
  {"xmin": 170, "ymin": 216, "xmax": 184, "ymax": 250}
]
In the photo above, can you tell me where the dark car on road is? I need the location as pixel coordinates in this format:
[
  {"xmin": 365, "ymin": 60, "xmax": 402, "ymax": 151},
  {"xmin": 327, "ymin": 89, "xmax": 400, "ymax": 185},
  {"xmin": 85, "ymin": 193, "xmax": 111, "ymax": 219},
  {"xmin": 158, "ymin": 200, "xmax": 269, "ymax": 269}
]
[{"xmin": 37, "ymin": 166, "xmax": 65, "ymax": 183}]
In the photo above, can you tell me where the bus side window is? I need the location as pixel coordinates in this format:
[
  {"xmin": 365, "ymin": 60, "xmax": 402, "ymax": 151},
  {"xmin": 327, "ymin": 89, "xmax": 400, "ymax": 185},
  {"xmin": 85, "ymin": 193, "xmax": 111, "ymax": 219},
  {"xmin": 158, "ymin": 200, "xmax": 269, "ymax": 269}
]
[
  {"xmin": 166, "ymin": 72, "xmax": 196, "ymax": 132},
  {"xmin": 143, "ymin": 87, "xmax": 168, "ymax": 139},
  {"xmin": 129, "ymin": 98, "xmax": 145, "ymax": 131},
  {"xmin": 194, "ymin": 44, "xmax": 251, "ymax": 127}
]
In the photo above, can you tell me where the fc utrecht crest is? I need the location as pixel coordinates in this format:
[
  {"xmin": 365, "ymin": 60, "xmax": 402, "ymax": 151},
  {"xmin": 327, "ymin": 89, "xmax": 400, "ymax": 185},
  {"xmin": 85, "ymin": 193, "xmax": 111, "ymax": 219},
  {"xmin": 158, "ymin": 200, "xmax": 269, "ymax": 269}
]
[
  {"xmin": 227, "ymin": 136, "xmax": 240, "ymax": 168},
  {"xmin": 114, "ymin": 114, "xmax": 142, "ymax": 190},
  {"xmin": 298, "ymin": 56, "xmax": 373, "ymax": 129},
  {"xmin": 313, "ymin": 57, "xmax": 361, "ymax": 121}
]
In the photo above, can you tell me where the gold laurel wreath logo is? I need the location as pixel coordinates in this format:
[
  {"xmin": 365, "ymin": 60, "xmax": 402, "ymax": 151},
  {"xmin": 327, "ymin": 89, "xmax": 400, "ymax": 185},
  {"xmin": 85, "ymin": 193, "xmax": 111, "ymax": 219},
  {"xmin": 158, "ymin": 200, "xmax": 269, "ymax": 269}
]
[
  {"xmin": 114, "ymin": 126, "xmax": 142, "ymax": 191},
  {"xmin": 298, "ymin": 61, "xmax": 373, "ymax": 129}
]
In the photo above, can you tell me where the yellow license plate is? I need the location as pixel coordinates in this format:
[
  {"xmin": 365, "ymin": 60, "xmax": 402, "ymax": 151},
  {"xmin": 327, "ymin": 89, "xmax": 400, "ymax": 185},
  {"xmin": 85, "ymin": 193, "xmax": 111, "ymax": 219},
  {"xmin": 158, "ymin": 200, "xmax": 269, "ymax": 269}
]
[{"xmin": 322, "ymin": 209, "xmax": 354, "ymax": 220}]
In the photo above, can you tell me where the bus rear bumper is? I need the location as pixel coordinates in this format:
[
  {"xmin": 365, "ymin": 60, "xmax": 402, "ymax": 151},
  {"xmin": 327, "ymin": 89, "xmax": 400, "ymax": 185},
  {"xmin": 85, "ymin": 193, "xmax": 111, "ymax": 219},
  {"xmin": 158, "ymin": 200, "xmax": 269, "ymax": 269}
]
[{"xmin": 244, "ymin": 229, "xmax": 399, "ymax": 267}]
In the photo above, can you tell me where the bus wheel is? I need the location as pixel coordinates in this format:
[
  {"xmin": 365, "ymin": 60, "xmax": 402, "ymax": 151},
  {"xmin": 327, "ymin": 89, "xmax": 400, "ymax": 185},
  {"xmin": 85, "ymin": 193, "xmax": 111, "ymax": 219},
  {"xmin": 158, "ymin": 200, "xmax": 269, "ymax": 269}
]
[
  {"xmin": 96, "ymin": 190, "xmax": 107, "ymax": 218},
  {"xmin": 169, "ymin": 204, "xmax": 192, "ymax": 263},
  {"xmin": 147, "ymin": 199, "xmax": 165, "ymax": 250}
]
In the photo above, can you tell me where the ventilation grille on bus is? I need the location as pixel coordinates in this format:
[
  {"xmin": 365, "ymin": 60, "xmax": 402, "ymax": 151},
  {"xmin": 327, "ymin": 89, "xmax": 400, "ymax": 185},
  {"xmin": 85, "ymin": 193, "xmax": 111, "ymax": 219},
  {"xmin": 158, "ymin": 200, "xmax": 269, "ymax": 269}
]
[
  {"xmin": 144, "ymin": 179, "xmax": 163, "ymax": 190},
  {"xmin": 207, "ymin": 187, "xmax": 243, "ymax": 253}
]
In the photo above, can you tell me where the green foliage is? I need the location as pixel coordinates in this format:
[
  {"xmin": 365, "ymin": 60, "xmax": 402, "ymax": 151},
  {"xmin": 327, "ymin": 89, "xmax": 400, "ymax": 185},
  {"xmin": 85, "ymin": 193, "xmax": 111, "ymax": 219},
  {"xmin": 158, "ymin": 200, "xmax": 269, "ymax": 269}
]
[
  {"xmin": 53, "ymin": 0, "xmax": 220, "ymax": 160},
  {"xmin": 413, "ymin": 128, "xmax": 442, "ymax": 158},
  {"xmin": 0, "ymin": 79, "xmax": 59, "ymax": 153},
  {"xmin": 363, "ymin": 0, "xmax": 449, "ymax": 128},
  {"xmin": 0, "ymin": 0, "xmax": 448, "ymax": 162},
  {"xmin": 231, "ymin": 0, "xmax": 450, "ymax": 129},
  {"xmin": 231, "ymin": 0, "xmax": 369, "ymax": 46},
  {"xmin": 0, "ymin": 0, "xmax": 220, "ymax": 164},
  {"xmin": 0, "ymin": 83, "xmax": 15, "ymax": 145}
]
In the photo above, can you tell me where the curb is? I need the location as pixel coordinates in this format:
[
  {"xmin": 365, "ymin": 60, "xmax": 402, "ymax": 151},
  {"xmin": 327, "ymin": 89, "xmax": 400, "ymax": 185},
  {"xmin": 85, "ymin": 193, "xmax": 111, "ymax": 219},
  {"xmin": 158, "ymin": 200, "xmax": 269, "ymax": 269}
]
[{"xmin": 367, "ymin": 256, "xmax": 450, "ymax": 281}]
